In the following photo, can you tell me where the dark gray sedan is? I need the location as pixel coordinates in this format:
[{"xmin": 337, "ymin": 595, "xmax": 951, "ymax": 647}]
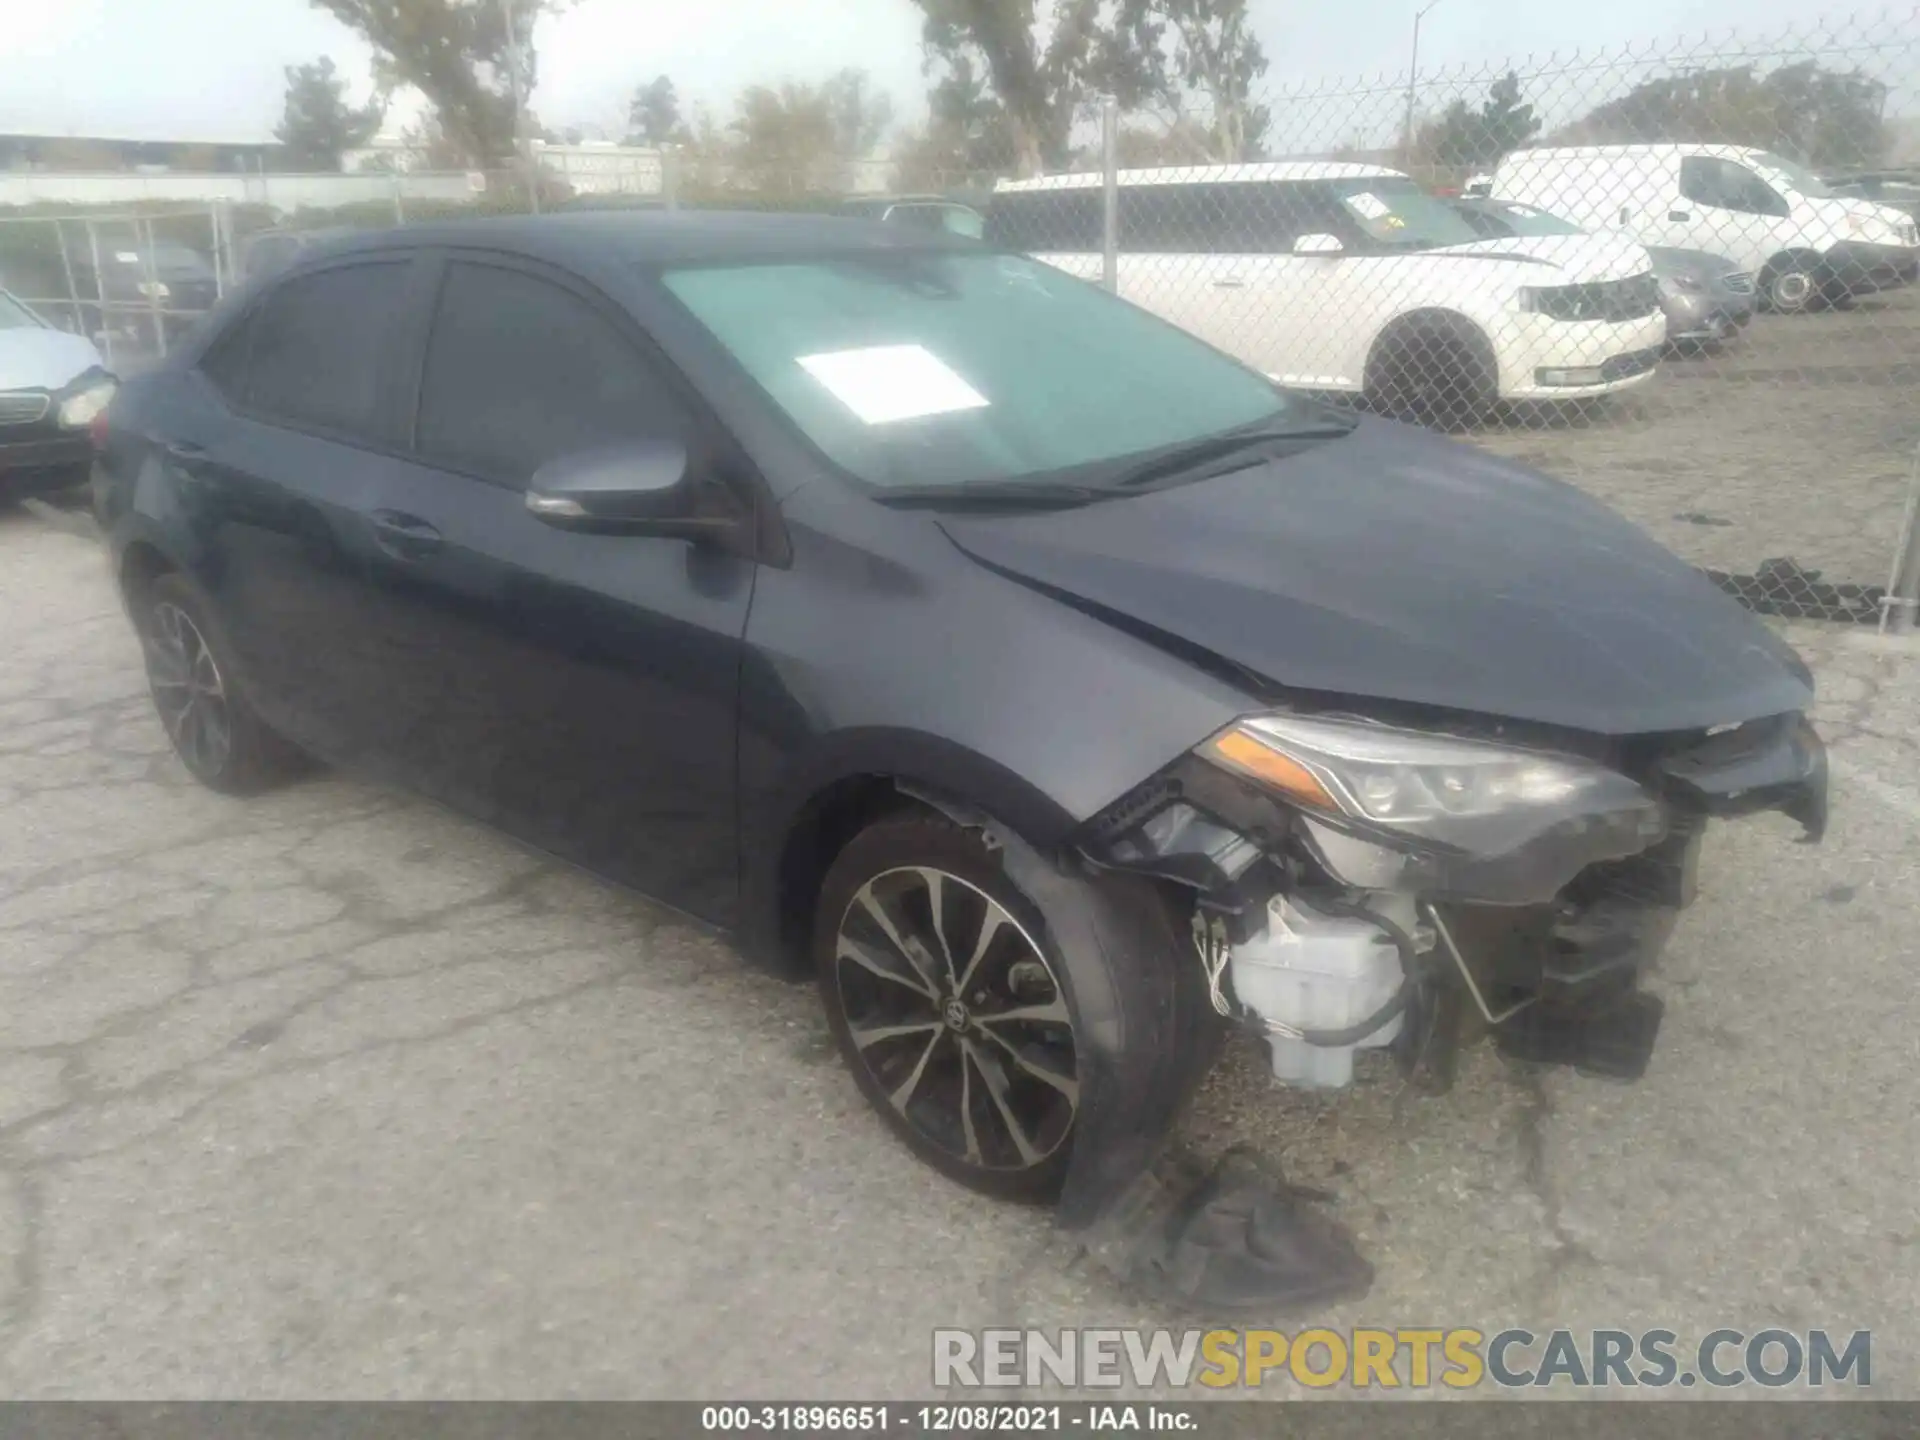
[
  {"xmin": 1447, "ymin": 197, "xmax": 1754, "ymax": 347},
  {"xmin": 1643, "ymin": 244, "xmax": 1756, "ymax": 346}
]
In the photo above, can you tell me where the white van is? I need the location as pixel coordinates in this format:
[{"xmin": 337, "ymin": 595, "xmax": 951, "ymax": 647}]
[
  {"xmin": 1491, "ymin": 144, "xmax": 1920, "ymax": 313},
  {"xmin": 988, "ymin": 162, "xmax": 1667, "ymax": 423}
]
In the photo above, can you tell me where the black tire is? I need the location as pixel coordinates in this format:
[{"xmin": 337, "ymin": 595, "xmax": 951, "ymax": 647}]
[
  {"xmin": 815, "ymin": 813, "xmax": 1087, "ymax": 1203},
  {"xmin": 1759, "ymin": 254, "xmax": 1819, "ymax": 314},
  {"xmin": 138, "ymin": 572, "xmax": 304, "ymax": 794},
  {"xmin": 1364, "ymin": 317, "xmax": 1498, "ymax": 429}
]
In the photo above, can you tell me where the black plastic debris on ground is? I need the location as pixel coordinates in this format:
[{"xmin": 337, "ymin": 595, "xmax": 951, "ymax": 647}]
[{"xmin": 1703, "ymin": 557, "xmax": 1885, "ymax": 624}]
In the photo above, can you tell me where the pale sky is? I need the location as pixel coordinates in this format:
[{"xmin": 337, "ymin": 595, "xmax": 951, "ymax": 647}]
[{"xmin": 0, "ymin": 0, "xmax": 1898, "ymax": 148}]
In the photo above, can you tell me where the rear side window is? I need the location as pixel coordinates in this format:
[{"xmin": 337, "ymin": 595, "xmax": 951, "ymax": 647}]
[
  {"xmin": 985, "ymin": 189, "xmax": 1103, "ymax": 252},
  {"xmin": 245, "ymin": 261, "xmax": 408, "ymax": 440},
  {"xmin": 414, "ymin": 261, "xmax": 690, "ymax": 487}
]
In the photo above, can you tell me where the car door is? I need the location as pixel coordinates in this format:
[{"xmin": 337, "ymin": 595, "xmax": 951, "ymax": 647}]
[
  {"xmin": 1672, "ymin": 157, "xmax": 1782, "ymax": 275},
  {"xmin": 353, "ymin": 252, "xmax": 756, "ymax": 923},
  {"xmin": 162, "ymin": 254, "xmax": 423, "ymax": 765}
]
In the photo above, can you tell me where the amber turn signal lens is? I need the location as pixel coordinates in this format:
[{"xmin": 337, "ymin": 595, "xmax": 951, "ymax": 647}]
[{"xmin": 1205, "ymin": 728, "xmax": 1339, "ymax": 812}]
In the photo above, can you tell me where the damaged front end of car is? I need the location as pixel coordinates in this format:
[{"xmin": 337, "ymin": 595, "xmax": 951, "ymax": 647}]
[{"xmin": 1058, "ymin": 700, "xmax": 1826, "ymax": 1310}]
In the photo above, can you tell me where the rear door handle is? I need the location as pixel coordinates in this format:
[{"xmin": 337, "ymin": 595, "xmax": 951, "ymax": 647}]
[
  {"xmin": 368, "ymin": 509, "xmax": 444, "ymax": 561},
  {"xmin": 1213, "ymin": 277, "xmax": 1247, "ymax": 289}
]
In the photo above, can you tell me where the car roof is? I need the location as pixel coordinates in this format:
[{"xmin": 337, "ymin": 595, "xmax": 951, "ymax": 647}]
[
  {"xmin": 996, "ymin": 160, "xmax": 1405, "ymax": 193},
  {"xmin": 294, "ymin": 210, "xmax": 964, "ymax": 269},
  {"xmin": 1502, "ymin": 143, "xmax": 1768, "ymax": 163}
]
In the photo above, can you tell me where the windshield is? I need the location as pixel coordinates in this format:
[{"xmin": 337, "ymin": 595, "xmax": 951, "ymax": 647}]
[
  {"xmin": 1749, "ymin": 151, "xmax": 1832, "ymax": 199},
  {"xmin": 1478, "ymin": 200, "xmax": 1584, "ymax": 237},
  {"xmin": 1328, "ymin": 178, "xmax": 1482, "ymax": 250},
  {"xmin": 660, "ymin": 251, "xmax": 1292, "ymax": 491},
  {"xmin": 0, "ymin": 292, "xmax": 44, "ymax": 330}
]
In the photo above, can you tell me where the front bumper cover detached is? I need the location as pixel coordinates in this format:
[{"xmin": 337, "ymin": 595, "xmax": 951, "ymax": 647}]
[{"xmin": 1048, "ymin": 710, "xmax": 1827, "ymax": 1312}]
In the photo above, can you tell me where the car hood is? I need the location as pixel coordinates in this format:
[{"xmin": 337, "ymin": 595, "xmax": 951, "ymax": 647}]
[
  {"xmin": 936, "ymin": 419, "xmax": 1812, "ymax": 737},
  {"xmin": 1645, "ymin": 245, "xmax": 1736, "ymax": 280},
  {"xmin": 1808, "ymin": 194, "xmax": 1916, "ymax": 238},
  {"xmin": 1438, "ymin": 230, "xmax": 1653, "ymax": 281},
  {"xmin": 0, "ymin": 326, "xmax": 106, "ymax": 391}
]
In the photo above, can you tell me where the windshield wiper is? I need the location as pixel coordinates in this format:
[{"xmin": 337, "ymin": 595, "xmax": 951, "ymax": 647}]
[
  {"xmin": 874, "ymin": 480, "xmax": 1119, "ymax": 510},
  {"xmin": 1106, "ymin": 416, "xmax": 1358, "ymax": 490}
]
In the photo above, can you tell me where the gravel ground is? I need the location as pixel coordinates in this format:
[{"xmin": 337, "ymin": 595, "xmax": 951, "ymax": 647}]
[
  {"xmin": 1, "ymin": 415, "xmax": 1917, "ymax": 1401},
  {"xmin": 1470, "ymin": 285, "xmax": 1920, "ymax": 599}
]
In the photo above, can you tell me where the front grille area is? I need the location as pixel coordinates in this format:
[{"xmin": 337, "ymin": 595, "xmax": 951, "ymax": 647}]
[
  {"xmin": 0, "ymin": 391, "xmax": 51, "ymax": 427},
  {"xmin": 1534, "ymin": 272, "xmax": 1662, "ymax": 322},
  {"xmin": 1722, "ymin": 271, "xmax": 1756, "ymax": 295}
]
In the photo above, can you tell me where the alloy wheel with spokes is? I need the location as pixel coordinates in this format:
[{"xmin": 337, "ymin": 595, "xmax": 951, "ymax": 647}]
[
  {"xmin": 145, "ymin": 599, "xmax": 234, "ymax": 781},
  {"xmin": 827, "ymin": 855, "xmax": 1079, "ymax": 1192}
]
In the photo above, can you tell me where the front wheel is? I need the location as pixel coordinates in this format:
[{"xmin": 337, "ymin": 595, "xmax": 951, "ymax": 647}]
[
  {"xmin": 815, "ymin": 815, "xmax": 1082, "ymax": 1202},
  {"xmin": 1364, "ymin": 320, "xmax": 1498, "ymax": 429},
  {"xmin": 1760, "ymin": 256, "xmax": 1819, "ymax": 314}
]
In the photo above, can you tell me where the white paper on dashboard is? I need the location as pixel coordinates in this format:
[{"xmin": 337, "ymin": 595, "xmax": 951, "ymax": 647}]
[
  {"xmin": 1345, "ymin": 192, "xmax": 1391, "ymax": 220},
  {"xmin": 797, "ymin": 344, "xmax": 990, "ymax": 425}
]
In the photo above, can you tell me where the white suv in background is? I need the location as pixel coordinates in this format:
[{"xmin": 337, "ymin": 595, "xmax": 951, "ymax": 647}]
[
  {"xmin": 988, "ymin": 162, "xmax": 1667, "ymax": 423},
  {"xmin": 1491, "ymin": 144, "xmax": 1920, "ymax": 313}
]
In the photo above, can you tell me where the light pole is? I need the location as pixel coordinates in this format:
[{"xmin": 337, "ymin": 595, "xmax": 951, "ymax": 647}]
[
  {"xmin": 502, "ymin": 0, "xmax": 538, "ymax": 213},
  {"xmin": 1401, "ymin": 0, "xmax": 1447, "ymax": 163}
]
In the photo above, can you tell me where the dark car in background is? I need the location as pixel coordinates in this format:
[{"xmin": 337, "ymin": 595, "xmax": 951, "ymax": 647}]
[
  {"xmin": 1447, "ymin": 196, "xmax": 1755, "ymax": 346},
  {"xmin": 59, "ymin": 237, "xmax": 221, "ymax": 348},
  {"xmin": 92, "ymin": 212, "xmax": 1826, "ymax": 1309}
]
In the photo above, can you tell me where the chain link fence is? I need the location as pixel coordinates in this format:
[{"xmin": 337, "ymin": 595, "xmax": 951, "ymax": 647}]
[
  {"xmin": 3, "ymin": 14, "xmax": 1916, "ymax": 626},
  {"xmin": 959, "ymin": 10, "xmax": 1920, "ymax": 629}
]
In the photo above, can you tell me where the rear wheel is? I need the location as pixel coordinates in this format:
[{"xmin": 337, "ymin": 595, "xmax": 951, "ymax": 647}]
[
  {"xmin": 139, "ymin": 573, "xmax": 304, "ymax": 794},
  {"xmin": 815, "ymin": 815, "xmax": 1081, "ymax": 1202},
  {"xmin": 1364, "ymin": 317, "xmax": 1498, "ymax": 429}
]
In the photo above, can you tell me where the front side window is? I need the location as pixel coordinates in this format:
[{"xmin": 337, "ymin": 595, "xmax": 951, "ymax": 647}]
[
  {"xmin": 660, "ymin": 249, "xmax": 1292, "ymax": 492},
  {"xmin": 984, "ymin": 189, "xmax": 1102, "ymax": 252},
  {"xmin": 415, "ymin": 261, "xmax": 690, "ymax": 487},
  {"xmin": 1681, "ymin": 156, "xmax": 1788, "ymax": 216},
  {"xmin": 245, "ymin": 261, "xmax": 408, "ymax": 439}
]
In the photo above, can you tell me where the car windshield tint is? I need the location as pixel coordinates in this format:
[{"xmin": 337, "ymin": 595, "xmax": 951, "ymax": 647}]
[
  {"xmin": 660, "ymin": 251, "xmax": 1291, "ymax": 490},
  {"xmin": 1330, "ymin": 178, "xmax": 1481, "ymax": 249},
  {"xmin": 1484, "ymin": 202, "xmax": 1584, "ymax": 236},
  {"xmin": 1750, "ymin": 152, "xmax": 1831, "ymax": 198}
]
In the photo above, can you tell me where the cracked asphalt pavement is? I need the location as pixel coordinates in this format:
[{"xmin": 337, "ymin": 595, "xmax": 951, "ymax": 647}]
[{"xmin": 2, "ymin": 501, "xmax": 1917, "ymax": 1401}]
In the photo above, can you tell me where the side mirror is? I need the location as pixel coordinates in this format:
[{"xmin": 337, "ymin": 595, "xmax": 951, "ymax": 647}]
[
  {"xmin": 525, "ymin": 439, "xmax": 732, "ymax": 539},
  {"xmin": 1293, "ymin": 233, "xmax": 1344, "ymax": 256}
]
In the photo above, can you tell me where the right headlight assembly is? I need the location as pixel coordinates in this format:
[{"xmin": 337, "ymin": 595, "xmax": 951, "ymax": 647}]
[{"xmin": 1198, "ymin": 713, "xmax": 1667, "ymax": 902}]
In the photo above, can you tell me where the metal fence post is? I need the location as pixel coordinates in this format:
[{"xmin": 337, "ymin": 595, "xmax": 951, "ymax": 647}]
[
  {"xmin": 1882, "ymin": 443, "xmax": 1920, "ymax": 636},
  {"xmin": 84, "ymin": 219, "xmax": 114, "ymax": 372},
  {"xmin": 52, "ymin": 218, "xmax": 86, "ymax": 337},
  {"xmin": 391, "ymin": 168, "xmax": 406, "ymax": 226},
  {"xmin": 663, "ymin": 146, "xmax": 680, "ymax": 212},
  {"xmin": 138, "ymin": 216, "xmax": 167, "ymax": 357},
  {"xmin": 1100, "ymin": 95, "xmax": 1119, "ymax": 294}
]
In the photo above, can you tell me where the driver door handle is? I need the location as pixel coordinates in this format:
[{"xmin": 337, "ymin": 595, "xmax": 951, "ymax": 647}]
[
  {"xmin": 1213, "ymin": 277, "xmax": 1247, "ymax": 289},
  {"xmin": 368, "ymin": 509, "xmax": 444, "ymax": 561}
]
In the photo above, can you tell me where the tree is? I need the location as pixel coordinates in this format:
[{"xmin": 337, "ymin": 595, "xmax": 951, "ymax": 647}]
[
  {"xmin": 274, "ymin": 56, "xmax": 384, "ymax": 171},
  {"xmin": 1558, "ymin": 62, "xmax": 1887, "ymax": 169},
  {"xmin": 910, "ymin": 0, "xmax": 1160, "ymax": 176},
  {"xmin": 306, "ymin": 0, "xmax": 570, "ymax": 165},
  {"xmin": 1412, "ymin": 70, "xmax": 1539, "ymax": 170},
  {"xmin": 627, "ymin": 76, "xmax": 681, "ymax": 146},
  {"xmin": 1123, "ymin": 0, "xmax": 1270, "ymax": 162},
  {"xmin": 726, "ymin": 70, "xmax": 895, "ymax": 197}
]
